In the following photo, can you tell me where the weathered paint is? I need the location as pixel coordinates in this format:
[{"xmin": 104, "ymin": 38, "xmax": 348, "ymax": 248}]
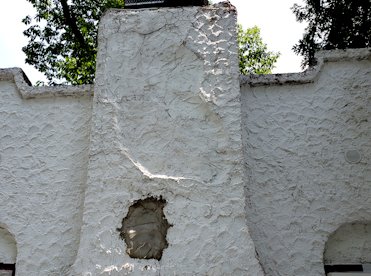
[
  {"xmin": 241, "ymin": 49, "xmax": 371, "ymax": 276},
  {"xmin": 0, "ymin": 3, "xmax": 369, "ymax": 276},
  {"xmin": 0, "ymin": 80, "xmax": 92, "ymax": 275},
  {"xmin": 72, "ymin": 3, "xmax": 263, "ymax": 275}
]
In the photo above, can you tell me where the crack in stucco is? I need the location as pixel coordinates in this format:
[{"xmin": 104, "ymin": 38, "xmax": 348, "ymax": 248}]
[
  {"xmin": 118, "ymin": 145, "xmax": 188, "ymax": 182},
  {"xmin": 103, "ymin": 100, "xmax": 200, "ymax": 184},
  {"xmin": 72, "ymin": 5, "xmax": 265, "ymax": 275}
]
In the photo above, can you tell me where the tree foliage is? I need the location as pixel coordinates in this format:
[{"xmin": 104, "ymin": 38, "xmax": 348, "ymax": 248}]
[
  {"xmin": 23, "ymin": 0, "xmax": 124, "ymax": 85},
  {"xmin": 23, "ymin": 2, "xmax": 279, "ymax": 85},
  {"xmin": 292, "ymin": 0, "xmax": 371, "ymax": 67},
  {"xmin": 237, "ymin": 24, "xmax": 280, "ymax": 75}
]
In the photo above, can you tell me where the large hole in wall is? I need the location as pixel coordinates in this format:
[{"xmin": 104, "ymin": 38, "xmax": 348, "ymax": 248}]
[
  {"xmin": 117, "ymin": 197, "xmax": 171, "ymax": 260},
  {"xmin": 324, "ymin": 222, "xmax": 371, "ymax": 275}
]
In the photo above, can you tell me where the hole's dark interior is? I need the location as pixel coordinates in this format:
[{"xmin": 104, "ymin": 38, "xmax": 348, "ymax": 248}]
[
  {"xmin": 117, "ymin": 197, "xmax": 171, "ymax": 260},
  {"xmin": 0, "ymin": 263, "xmax": 16, "ymax": 276},
  {"xmin": 324, "ymin": 264, "xmax": 363, "ymax": 274}
]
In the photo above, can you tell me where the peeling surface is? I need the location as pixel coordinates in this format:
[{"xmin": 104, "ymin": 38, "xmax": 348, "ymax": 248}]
[
  {"xmin": 73, "ymin": 4, "xmax": 263, "ymax": 275},
  {"xmin": 241, "ymin": 56, "xmax": 371, "ymax": 276},
  {"xmin": 0, "ymin": 4, "xmax": 369, "ymax": 276},
  {"xmin": 118, "ymin": 197, "xmax": 171, "ymax": 261},
  {"xmin": 324, "ymin": 223, "xmax": 371, "ymax": 265}
]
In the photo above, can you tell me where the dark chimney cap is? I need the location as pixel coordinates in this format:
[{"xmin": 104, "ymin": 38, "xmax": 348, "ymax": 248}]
[{"xmin": 125, "ymin": 0, "xmax": 208, "ymax": 9}]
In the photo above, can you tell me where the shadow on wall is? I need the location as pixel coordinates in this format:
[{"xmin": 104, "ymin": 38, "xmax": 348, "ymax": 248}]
[
  {"xmin": 324, "ymin": 222, "xmax": 371, "ymax": 276},
  {"xmin": 0, "ymin": 225, "xmax": 16, "ymax": 276}
]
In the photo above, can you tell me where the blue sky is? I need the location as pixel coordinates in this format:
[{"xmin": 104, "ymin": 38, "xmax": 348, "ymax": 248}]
[{"xmin": 0, "ymin": 0, "xmax": 306, "ymax": 85}]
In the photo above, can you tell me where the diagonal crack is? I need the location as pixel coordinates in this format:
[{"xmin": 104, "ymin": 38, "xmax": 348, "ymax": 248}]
[
  {"xmin": 105, "ymin": 100, "xmax": 201, "ymax": 183},
  {"xmin": 118, "ymin": 145, "xmax": 187, "ymax": 183}
]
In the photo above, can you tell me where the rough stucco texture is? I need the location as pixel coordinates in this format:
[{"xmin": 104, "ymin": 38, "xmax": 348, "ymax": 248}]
[
  {"xmin": 241, "ymin": 59, "xmax": 371, "ymax": 276},
  {"xmin": 0, "ymin": 81, "xmax": 92, "ymax": 275},
  {"xmin": 72, "ymin": 4, "xmax": 263, "ymax": 276}
]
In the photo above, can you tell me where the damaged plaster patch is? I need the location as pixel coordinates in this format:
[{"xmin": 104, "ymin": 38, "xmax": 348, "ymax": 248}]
[
  {"xmin": 117, "ymin": 197, "xmax": 171, "ymax": 260},
  {"xmin": 324, "ymin": 223, "xmax": 371, "ymax": 265}
]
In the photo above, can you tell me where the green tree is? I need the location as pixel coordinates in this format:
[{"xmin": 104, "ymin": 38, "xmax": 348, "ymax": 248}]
[
  {"xmin": 23, "ymin": 2, "xmax": 279, "ymax": 85},
  {"xmin": 237, "ymin": 24, "xmax": 280, "ymax": 75},
  {"xmin": 22, "ymin": 0, "xmax": 124, "ymax": 85},
  {"xmin": 292, "ymin": 0, "xmax": 370, "ymax": 67}
]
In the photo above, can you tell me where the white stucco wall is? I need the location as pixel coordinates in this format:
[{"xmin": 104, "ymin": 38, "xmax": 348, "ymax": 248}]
[
  {"xmin": 0, "ymin": 6, "xmax": 370, "ymax": 276},
  {"xmin": 73, "ymin": 3, "xmax": 263, "ymax": 275},
  {"xmin": 0, "ymin": 70, "xmax": 93, "ymax": 275},
  {"xmin": 241, "ymin": 49, "xmax": 371, "ymax": 276}
]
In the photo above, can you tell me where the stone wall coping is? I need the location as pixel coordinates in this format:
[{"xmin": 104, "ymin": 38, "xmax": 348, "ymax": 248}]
[
  {"xmin": 0, "ymin": 67, "xmax": 93, "ymax": 99},
  {"xmin": 240, "ymin": 48, "xmax": 371, "ymax": 87}
]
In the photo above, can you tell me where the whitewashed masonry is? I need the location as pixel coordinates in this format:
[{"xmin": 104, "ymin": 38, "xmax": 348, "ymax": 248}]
[{"xmin": 0, "ymin": 2, "xmax": 370, "ymax": 276}]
